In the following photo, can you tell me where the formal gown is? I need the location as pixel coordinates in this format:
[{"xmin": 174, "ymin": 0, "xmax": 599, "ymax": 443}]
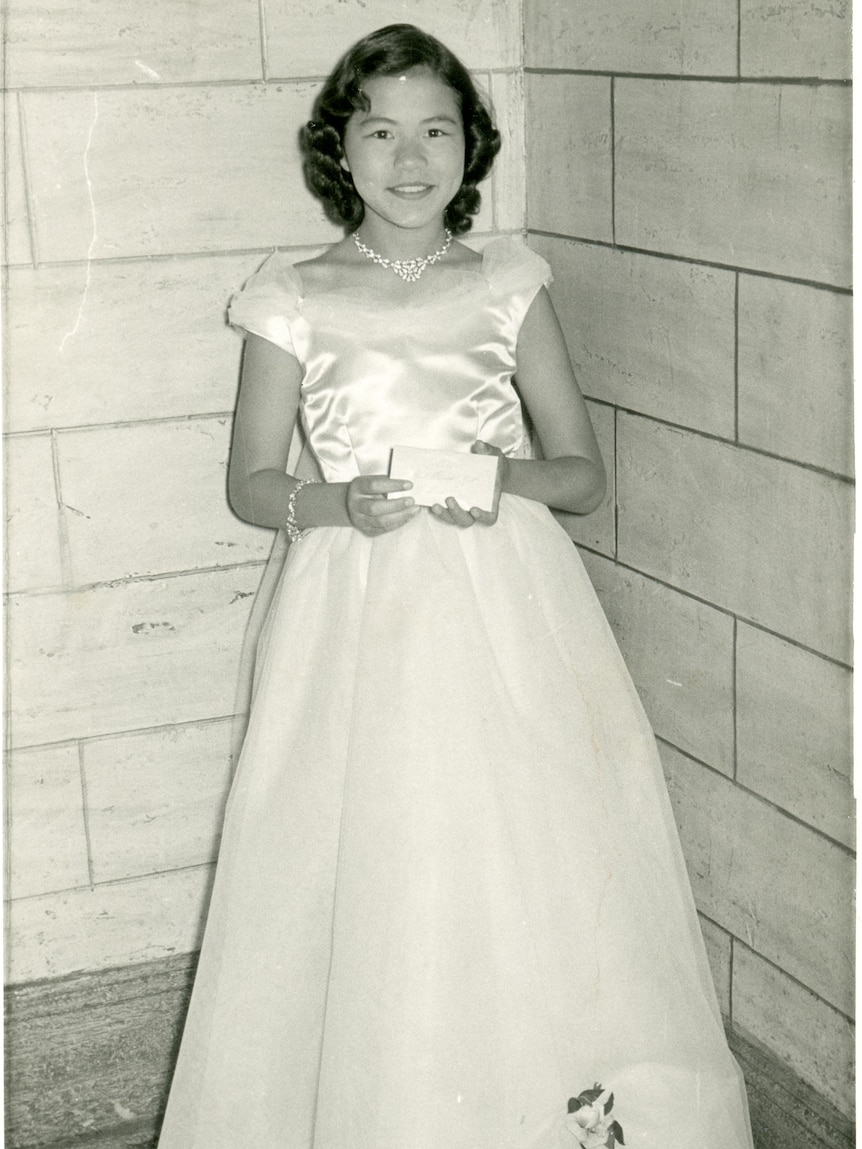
[{"xmin": 157, "ymin": 237, "xmax": 754, "ymax": 1148}]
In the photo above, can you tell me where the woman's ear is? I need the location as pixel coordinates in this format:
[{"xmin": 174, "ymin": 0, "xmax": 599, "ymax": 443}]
[{"xmin": 340, "ymin": 155, "xmax": 350, "ymax": 173}]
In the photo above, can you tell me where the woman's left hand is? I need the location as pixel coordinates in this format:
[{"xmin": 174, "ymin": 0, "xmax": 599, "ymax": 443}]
[{"xmin": 430, "ymin": 441, "xmax": 506, "ymax": 528}]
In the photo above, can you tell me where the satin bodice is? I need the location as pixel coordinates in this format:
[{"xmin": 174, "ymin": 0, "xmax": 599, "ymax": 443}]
[{"xmin": 228, "ymin": 238, "xmax": 551, "ymax": 482}]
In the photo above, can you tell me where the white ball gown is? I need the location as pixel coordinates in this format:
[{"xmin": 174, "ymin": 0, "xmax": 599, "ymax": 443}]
[{"xmin": 156, "ymin": 238, "xmax": 754, "ymax": 1148}]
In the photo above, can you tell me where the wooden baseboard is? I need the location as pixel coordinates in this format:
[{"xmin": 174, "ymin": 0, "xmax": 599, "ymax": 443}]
[{"xmin": 5, "ymin": 953, "xmax": 854, "ymax": 1149}]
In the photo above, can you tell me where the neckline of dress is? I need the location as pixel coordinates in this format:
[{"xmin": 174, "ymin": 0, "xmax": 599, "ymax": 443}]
[{"xmin": 288, "ymin": 236, "xmax": 517, "ymax": 309}]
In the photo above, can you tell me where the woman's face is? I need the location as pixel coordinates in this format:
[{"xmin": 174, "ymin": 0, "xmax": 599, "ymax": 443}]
[{"xmin": 341, "ymin": 68, "xmax": 466, "ymax": 237}]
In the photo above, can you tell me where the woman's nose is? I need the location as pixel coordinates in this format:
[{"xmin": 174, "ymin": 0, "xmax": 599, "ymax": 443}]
[{"xmin": 394, "ymin": 136, "xmax": 426, "ymax": 167}]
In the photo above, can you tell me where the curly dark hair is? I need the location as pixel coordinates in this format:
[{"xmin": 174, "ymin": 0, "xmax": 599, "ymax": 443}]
[{"xmin": 300, "ymin": 24, "xmax": 501, "ymax": 236}]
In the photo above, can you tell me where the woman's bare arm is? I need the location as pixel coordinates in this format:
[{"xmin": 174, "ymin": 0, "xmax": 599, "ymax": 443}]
[{"xmin": 504, "ymin": 287, "xmax": 606, "ymax": 515}]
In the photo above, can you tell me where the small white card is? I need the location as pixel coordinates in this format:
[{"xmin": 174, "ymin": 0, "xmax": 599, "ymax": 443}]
[{"xmin": 388, "ymin": 445, "xmax": 500, "ymax": 512}]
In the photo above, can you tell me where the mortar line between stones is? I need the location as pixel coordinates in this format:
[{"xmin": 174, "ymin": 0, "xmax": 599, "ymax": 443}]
[
  {"xmin": 484, "ymin": 73, "xmax": 498, "ymax": 234},
  {"xmin": 6, "ymin": 859, "xmax": 217, "ymax": 908},
  {"xmin": 607, "ymin": 404, "xmax": 854, "ymax": 484},
  {"xmin": 734, "ymin": 273, "xmax": 740, "ymax": 442},
  {"xmin": 50, "ymin": 430, "xmax": 75, "ymax": 588},
  {"xmin": 610, "ymin": 75, "xmax": 616, "ymax": 246},
  {"xmin": 16, "ymin": 92, "xmax": 40, "ymax": 268},
  {"xmin": 6, "ymin": 410, "xmax": 237, "ymax": 437},
  {"xmin": 4, "ymin": 556, "xmax": 269, "ymax": 599},
  {"xmin": 78, "ymin": 741, "xmax": 96, "ymax": 888},
  {"xmin": 731, "ymin": 933, "xmax": 854, "ymax": 1024},
  {"xmin": 574, "ymin": 544, "xmax": 853, "ymax": 673},
  {"xmin": 257, "ymin": 0, "xmax": 268, "ymax": 81},
  {"xmin": 732, "ymin": 615, "xmax": 739, "ymax": 783},
  {"xmin": 8, "ymin": 712, "xmax": 243, "ymax": 757},
  {"xmin": 3, "ymin": 741, "xmax": 13, "ymax": 920},
  {"xmin": 526, "ymin": 230, "xmax": 853, "ymax": 295},
  {"xmin": 523, "ymin": 67, "xmax": 849, "ymax": 87},
  {"xmin": 655, "ymin": 734, "xmax": 855, "ymax": 858},
  {"xmin": 612, "ymin": 406, "xmax": 619, "ymax": 561},
  {"xmin": 7, "ymin": 71, "xmax": 849, "ymax": 94},
  {"xmin": 4, "ymin": 68, "xmax": 525, "ymax": 97}
]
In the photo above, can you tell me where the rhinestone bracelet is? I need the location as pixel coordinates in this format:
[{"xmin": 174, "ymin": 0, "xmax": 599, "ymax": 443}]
[{"xmin": 285, "ymin": 478, "xmax": 314, "ymax": 544}]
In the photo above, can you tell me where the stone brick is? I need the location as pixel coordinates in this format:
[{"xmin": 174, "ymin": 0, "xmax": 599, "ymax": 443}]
[
  {"xmin": 580, "ymin": 551, "xmax": 735, "ymax": 773},
  {"xmin": 84, "ymin": 720, "xmax": 236, "ymax": 883},
  {"xmin": 738, "ymin": 276, "xmax": 853, "ymax": 476},
  {"xmin": 489, "ymin": 71, "xmax": 526, "ymax": 234},
  {"xmin": 699, "ymin": 914, "xmax": 732, "ymax": 1020},
  {"xmin": 525, "ymin": 74, "xmax": 612, "ymax": 242},
  {"xmin": 6, "ymin": 744, "xmax": 90, "ymax": 900},
  {"xmin": 6, "ymin": 866, "xmax": 213, "ymax": 983},
  {"xmin": 737, "ymin": 623, "xmax": 854, "ymax": 847},
  {"xmin": 5, "ymin": 433, "xmax": 64, "ymax": 593},
  {"xmin": 660, "ymin": 742, "xmax": 854, "ymax": 1015},
  {"xmin": 7, "ymin": 565, "xmax": 264, "ymax": 748},
  {"xmin": 615, "ymin": 80, "xmax": 851, "ymax": 287},
  {"xmin": 524, "ymin": 0, "xmax": 737, "ymax": 75},
  {"xmin": 56, "ymin": 418, "xmax": 273, "ymax": 585},
  {"xmin": 5, "ymin": 253, "xmax": 270, "ymax": 433},
  {"xmin": 263, "ymin": 0, "xmax": 521, "ymax": 75},
  {"xmin": 3, "ymin": 92, "xmax": 33, "ymax": 266},
  {"xmin": 616, "ymin": 414, "xmax": 853, "ymax": 663},
  {"xmin": 21, "ymin": 85, "xmax": 343, "ymax": 263},
  {"xmin": 529, "ymin": 236, "xmax": 735, "ymax": 437},
  {"xmin": 555, "ymin": 400, "xmax": 615, "ymax": 555},
  {"xmin": 741, "ymin": 0, "xmax": 851, "ymax": 80},
  {"xmin": 734, "ymin": 944, "xmax": 854, "ymax": 1118},
  {"xmin": 5, "ymin": 0, "xmax": 262, "ymax": 87}
]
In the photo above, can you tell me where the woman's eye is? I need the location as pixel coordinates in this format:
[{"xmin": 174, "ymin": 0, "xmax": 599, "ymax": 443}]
[
  {"xmin": 427, "ymin": 129, "xmax": 447, "ymax": 138},
  {"xmin": 371, "ymin": 129, "xmax": 392, "ymax": 139}
]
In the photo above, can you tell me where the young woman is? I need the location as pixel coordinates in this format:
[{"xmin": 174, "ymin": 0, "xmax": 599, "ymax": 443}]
[{"xmin": 157, "ymin": 24, "xmax": 754, "ymax": 1149}]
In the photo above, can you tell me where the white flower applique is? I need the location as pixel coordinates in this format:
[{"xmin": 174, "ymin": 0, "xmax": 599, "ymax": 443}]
[{"xmin": 563, "ymin": 1084, "xmax": 625, "ymax": 1148}]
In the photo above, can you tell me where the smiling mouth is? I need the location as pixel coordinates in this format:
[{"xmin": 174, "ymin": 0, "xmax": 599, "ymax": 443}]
[{"xmin": 389, "ymin": 184, "xmax": 434, "ymax": 196}]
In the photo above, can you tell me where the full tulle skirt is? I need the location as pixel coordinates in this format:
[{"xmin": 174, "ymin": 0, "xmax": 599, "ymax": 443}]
[{"xmin": 158, "ymin": 496, "xmax": 753, "ymax": 1148}]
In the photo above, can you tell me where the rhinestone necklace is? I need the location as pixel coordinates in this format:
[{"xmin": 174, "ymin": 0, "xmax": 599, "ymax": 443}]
[{"xmin": 352, "ymin": 228, "xmax": 453, "ymax": 283}]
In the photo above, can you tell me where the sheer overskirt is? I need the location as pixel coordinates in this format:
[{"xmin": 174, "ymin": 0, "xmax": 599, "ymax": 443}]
[{"xmin": 158, "ymin": 497, "xmax": 753, "ymax": 1148}]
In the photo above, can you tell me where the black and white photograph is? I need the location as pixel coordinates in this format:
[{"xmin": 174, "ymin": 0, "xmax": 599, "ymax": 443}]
[{"xmin": 2, "ymin": 3, "xmax": 854, "ymax": 1147}]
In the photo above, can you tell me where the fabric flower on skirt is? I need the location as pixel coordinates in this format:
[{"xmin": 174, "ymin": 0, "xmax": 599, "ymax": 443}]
[{"xmin": 563, "ymin": 1084, "xmax": 625, "ymax": 1148}]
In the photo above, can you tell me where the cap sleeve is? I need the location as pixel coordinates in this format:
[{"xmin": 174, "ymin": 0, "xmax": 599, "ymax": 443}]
[
  {"xmin": 228, "ymin": 251, "xmax": 304, "ymax": 358},
  {"xmin": 481, "ymin": 236, "xmax": 553, "ymax": 301}
]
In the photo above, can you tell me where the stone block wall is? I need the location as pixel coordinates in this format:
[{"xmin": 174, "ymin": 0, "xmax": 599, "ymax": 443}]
[
  {"xmin": 4, "ymin": 0, "xmax": 524, "ymax": 990},
  {"xmin": 525, "ymin": 0, "xmax": 853, "ymax": 1124}
]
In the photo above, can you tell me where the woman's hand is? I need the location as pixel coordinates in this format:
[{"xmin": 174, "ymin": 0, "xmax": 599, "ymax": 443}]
[
  {"xmin": 347, "ymin": 475, "xmax": 420, "ymax": 536},
  {"xmin": 430, "ymin": 441, "xmax": 507, "ymax": 528}
]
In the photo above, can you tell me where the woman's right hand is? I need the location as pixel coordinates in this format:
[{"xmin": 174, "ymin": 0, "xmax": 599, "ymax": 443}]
[{"xmin": 346, "ymin": 475, "xmax": 420, "ymax": 536}]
